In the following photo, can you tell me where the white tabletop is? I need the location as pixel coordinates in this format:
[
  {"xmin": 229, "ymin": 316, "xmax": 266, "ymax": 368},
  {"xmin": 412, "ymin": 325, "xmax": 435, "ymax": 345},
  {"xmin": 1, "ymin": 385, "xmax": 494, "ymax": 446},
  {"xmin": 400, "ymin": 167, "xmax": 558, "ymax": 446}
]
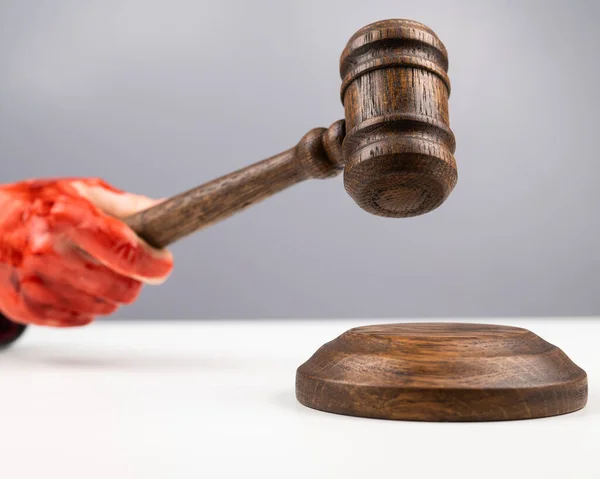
[{"xmin": 1, "ymin": 317, "xmax": 597, "ymax": 478}]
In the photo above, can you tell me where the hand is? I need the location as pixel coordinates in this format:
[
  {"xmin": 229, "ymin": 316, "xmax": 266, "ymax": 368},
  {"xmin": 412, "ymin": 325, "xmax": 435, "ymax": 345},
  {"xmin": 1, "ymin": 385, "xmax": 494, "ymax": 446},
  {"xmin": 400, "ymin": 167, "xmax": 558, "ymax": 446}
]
[{"xmin": 0, "ymin": 178, "xmax": 173, "ymax": 327}]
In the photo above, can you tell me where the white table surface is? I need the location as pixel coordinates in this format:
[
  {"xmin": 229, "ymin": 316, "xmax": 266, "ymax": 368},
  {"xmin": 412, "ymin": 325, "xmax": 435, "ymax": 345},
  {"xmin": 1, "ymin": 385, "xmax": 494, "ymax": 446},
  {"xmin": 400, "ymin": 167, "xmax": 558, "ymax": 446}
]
[{"xmin": 1, "ymin": 317, "xmax": 597, "ymax": 478}]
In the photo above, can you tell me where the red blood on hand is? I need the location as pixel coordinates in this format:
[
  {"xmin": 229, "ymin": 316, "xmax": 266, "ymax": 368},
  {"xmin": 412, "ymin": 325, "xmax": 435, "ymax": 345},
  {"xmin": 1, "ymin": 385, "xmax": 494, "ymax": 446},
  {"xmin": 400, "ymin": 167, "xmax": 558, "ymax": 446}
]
[{"xmin": 0, "ymin": 178, "xmax": 173, "ymax": 327}]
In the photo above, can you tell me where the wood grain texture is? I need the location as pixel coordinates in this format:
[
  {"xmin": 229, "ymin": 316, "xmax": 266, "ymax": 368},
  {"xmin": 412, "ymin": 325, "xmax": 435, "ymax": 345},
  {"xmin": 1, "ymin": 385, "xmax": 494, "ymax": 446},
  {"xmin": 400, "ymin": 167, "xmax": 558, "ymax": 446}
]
[
  {"xmin": 340, "ymin": 19, "xmax": 457, "ymax": 217},
  {"xmin": 124, "ymin": 120, "xmax": 345, "ymax": 249},
  {"xmin": 296, "ymin": 323, "xmax": 588, "ymax": 422}
]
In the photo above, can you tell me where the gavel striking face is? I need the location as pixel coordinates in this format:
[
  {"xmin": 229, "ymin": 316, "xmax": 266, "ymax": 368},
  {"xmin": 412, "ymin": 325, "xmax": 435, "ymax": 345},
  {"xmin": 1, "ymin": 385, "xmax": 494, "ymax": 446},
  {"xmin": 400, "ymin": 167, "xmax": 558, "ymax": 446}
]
[
  {"xmin": 0, "ymin": 18, "xmax": 456, "ymax": 345},
  {"xmin": 124, "ymin": 18, "xmax": 457, "ymax": 249}
]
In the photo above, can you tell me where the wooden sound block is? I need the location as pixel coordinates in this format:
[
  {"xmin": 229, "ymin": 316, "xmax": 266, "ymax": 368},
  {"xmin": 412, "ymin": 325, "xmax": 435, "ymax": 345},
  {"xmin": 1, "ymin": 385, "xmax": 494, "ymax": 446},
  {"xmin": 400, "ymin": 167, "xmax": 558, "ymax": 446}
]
[{"xmin": 295, "ymin": 323, "xmax": 588, "ymax": 422}]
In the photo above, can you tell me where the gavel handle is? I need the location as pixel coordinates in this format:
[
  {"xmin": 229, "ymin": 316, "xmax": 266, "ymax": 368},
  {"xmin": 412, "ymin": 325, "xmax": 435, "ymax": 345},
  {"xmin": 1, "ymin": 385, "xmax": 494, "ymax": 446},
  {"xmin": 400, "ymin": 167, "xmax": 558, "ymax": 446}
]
[{"xmin": 122, "ymin": 120, "xmax": 345, "ymax": 249}]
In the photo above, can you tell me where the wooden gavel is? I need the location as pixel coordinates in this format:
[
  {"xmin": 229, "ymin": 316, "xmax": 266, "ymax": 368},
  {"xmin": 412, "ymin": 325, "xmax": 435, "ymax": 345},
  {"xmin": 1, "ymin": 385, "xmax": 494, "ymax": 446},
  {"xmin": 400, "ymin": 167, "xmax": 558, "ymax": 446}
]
[
  {"xmin": 0, "ymin": 19, "xmax": 457, "ymax": 345},
  {"xmin": 123, "ymin": 18, "xmax": 458, "ymax": 249}
]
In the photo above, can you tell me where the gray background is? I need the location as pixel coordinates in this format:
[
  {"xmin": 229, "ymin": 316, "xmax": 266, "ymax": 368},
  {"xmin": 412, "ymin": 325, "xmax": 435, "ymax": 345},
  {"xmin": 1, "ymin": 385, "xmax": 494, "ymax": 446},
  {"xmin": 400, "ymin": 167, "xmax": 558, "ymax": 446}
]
[{"xmin": 1, "ymin": 0, "xmax": 598, "ymax": 319}]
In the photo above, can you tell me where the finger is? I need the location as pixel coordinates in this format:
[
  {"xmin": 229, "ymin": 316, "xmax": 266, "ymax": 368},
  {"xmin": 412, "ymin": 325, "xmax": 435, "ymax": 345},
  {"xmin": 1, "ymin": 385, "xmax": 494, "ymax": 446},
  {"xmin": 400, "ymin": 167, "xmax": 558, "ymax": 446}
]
[
  {"xmin": 43, "ymin": 316, "xmax": 95, "ymax": 327},
  {"xmin": 22, "ymin": 245, "xmax": 144, "ymax": 305},
  {"xmin": 70, "ymin": 179, "xmax": 164, "ymax": 218},
  {"xmin": 0, "ymin": 265, "xmax": 36, "ymax": 325},
  {"xmin": 19, "ymin": 274, "xmax": 119, "ymax": 316},
  {"xmin": 0, "ymin": 266, "xmax": 93, "ymax": 327},
  {"xmin": 21, "ymin": 296, "xmax": 95, "ymax": 328},
  {"xmin": 50, "ymin": 197, "xmax": 173, "ymax": 284},
  {"xmin": 68, "ymin": 180, "xmax": 173, "ymax": 283}
]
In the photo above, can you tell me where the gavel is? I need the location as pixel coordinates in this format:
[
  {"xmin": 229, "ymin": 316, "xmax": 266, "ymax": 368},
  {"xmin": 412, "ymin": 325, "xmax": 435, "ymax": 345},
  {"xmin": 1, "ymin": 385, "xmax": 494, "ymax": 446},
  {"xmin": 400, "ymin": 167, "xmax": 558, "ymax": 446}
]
[
  {"xmin": 0, "ymin": 19, "xmax": 457, "ymax": 345},
  {"xmin": 123, "ymin": 18, "xmax": 457, "ymax": 248}
]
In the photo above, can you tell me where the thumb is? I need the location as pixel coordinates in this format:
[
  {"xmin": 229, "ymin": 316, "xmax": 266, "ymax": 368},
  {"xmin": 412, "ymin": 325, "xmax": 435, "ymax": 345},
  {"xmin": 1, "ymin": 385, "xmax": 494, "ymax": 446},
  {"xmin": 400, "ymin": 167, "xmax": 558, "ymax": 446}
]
[
  {"xmin": 69, "ymin": 179, "xmax": 164, "ymax": 219},
  {"xmin": 57, "ymin": 179, "xmax": 173, "ymax": 284}
]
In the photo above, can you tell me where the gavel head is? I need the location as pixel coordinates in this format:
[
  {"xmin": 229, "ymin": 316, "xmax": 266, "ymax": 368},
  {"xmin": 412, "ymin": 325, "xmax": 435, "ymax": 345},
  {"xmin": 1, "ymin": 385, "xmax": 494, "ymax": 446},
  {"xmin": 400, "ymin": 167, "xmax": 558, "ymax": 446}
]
[{"xmin": 339, "ymin": 19, "xmax": 457, "ymax": 218}]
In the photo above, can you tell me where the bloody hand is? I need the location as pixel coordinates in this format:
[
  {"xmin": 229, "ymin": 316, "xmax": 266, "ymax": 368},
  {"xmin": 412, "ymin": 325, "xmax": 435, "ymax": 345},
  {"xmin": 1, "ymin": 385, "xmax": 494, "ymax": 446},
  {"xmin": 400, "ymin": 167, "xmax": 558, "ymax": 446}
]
[{"xmin": 0, "ymin": 178, "xmax": 173, "ymax": 327}]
